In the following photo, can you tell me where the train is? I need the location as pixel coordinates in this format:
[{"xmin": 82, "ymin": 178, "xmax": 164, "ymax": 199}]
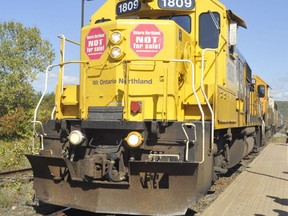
[
  {"xmin": 26, "ymin": 0, "xmax": 284, "ymax": 215},
  {"xmin": 253, "ymin": 75, "xmax": 284, "ymax": 139}
]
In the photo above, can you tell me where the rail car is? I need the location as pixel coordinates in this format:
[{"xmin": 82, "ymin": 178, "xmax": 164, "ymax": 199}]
[
  {"xmin": 26, "ymin": 0, "xmax": 280, "ymax": 215},
  {"xmin": 253, "ymin": 75, "xmax": 285, "ymax": 140}
]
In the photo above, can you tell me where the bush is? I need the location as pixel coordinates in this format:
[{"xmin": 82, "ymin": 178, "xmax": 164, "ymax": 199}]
[
  {"xmin": 0, "ymin": 108, "xmax": 32, "ymax": 140},
  {"xmin": 0, "ymin": 139, "xmax": 31, "ymax": 171},
  {"xmin": 37, "ymin": 92, "xmax": 55, "ymax": 123}
]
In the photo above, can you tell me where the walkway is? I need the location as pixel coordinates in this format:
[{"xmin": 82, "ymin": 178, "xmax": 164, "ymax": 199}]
[{"xmin": 201, "ymin": 137, "xmax": 288, "ymax": 216}]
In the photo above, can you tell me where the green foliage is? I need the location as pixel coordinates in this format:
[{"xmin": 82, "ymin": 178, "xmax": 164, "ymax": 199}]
[
  {"xmin": 0, "ymin": 108, "xmax": 33, "ymax": 140},
  {"xmin": 0, "ymin": 181, "xmax": 34, "ymax": 209},
  {"xmin": 37, "ymin": 92, "xmax": 56, "ymax": 123},
  {"xmin": 0, "ymin": 75, "xmax": 37, "ymax": 117},
  {"xmin": 275, "ymin": 101, "xmax": 288, "ymax": 120},
  {"xmin": 0, "ymin": 21, "xmax": 55, "ymax": 81},
  {"xmin": 0, "ymin": 139, "xmax": 31, "ymax": 170},
  {"xmin": 0, "ymin": 183, "xmax": 21, "ymax": 208},
  {"xmin": 0, "ymin": 21, "xmax": 55, "ymax": 140}
]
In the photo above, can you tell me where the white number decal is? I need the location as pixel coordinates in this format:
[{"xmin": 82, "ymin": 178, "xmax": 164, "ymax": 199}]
[
  {"xmin": 176, "ymin": 0, "xmax": 183, "ymax": 8},
  {"xmin": 168, "ymin": 0, "xmax": 175, "ymax": 7},
  {"xmin": 184, "ymin": 0, "xmax": 192, "ymax": 8},
  {"xmin": 117, "ymin": 0, "xmax": 140, "ymax": 15},
  {"xmin": 160, "ymin": 0, "xmax": 193, "ymax": 9}
]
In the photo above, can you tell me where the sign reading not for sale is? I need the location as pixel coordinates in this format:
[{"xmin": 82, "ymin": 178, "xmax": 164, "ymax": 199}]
[
  {"xmin": 85, "ymin": 27, "xmax": 106, "ymax": 60},
  {"xmin": 130, "ymin": 24, "xmax": 163, "ymax": 57}
]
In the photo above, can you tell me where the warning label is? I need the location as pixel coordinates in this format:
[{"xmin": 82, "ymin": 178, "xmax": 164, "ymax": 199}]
[
  {"xmin": 85, "ymin": 27, "xmax": 106, "ymax": 60},
  {"xmin": 130, "ymin": 24, "xmax": 163, "ymax": 57}
]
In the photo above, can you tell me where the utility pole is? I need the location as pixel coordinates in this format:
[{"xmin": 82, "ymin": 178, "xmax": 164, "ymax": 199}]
[{"xmin": 81, "ymin": 0, "xmax": 94, "ymax": 28}]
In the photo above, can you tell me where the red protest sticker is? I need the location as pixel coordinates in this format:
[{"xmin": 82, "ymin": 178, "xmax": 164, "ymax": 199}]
[
  {"xmin": 85, "ymin": 27, "xmax": 106, "ymax": 60},
  {"xmin": 130, "ymin": 24, "xmax": 163, "ymax": 57}
]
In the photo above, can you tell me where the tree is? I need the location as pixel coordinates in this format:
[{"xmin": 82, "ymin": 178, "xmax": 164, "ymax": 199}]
[
  {"xmin": 37, "ymin": 92, "xmax": 56, "ymax": 123},
  {"xmin": 0, "ymin": 21, "xmax": 55, "ymax": 139}
]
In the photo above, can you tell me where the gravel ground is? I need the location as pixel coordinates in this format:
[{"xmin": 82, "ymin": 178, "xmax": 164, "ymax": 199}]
[{"xmin": 1, "ymin": 131, "xmax": 286, "ymax": 216}]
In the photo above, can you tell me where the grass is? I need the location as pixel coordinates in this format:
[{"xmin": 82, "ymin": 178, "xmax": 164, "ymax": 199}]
[
  {"xmin": 276, "ymin": 101, "xmax": 288, "ymax": 119},
  {"xmin": 0, "ymin": 139, "xmax": 34, "ymax": 209},
  {"xmin": 0, "ymin": 139, "xmax": 31, "ymax": 172}
]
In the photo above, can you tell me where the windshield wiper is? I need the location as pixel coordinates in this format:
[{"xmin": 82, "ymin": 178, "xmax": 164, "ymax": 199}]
[{"xmin": 208, "ymin": 10, "xmax": 220, "ymax": 31}]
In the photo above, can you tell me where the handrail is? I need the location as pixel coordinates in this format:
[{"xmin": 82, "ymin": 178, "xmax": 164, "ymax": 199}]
[
  {"xmin": 51, "ymin": 35, "xmax": 82, "ymax": 120},
  {"xmin": 58, "ymin": 34, "xmax": 80, "ymax": 46},
  {"xmin": 170, "ymin": 59, "xmax": 205, "ymax": 164},
  {"xmin": 201, "ymin": 48, "xmax": 218, "ymax": 152},
  {"xmin": 181, "ymin": 123, "xmax": 197, "ymax": 162},
  {"xmin": 58, "ymin": 35, "xmax": 66, "ymax": 95},
  {"xmin": 32, "ymin": 61, "xmax": 87, "ymax": 153},
  {"xmin": 33, "ymin": 34, "xmax": 97, "ymax": 152},
  {"xmin": 57, "ymin": 35, "xmax": 80, "ymax": 96},
  {"xmin": 33, "ymin": 63, "xmax": 60, "ymax": 135},
  {"xmin": 51, "ymin": 103, "xmax": 57, "ymax": 120}
]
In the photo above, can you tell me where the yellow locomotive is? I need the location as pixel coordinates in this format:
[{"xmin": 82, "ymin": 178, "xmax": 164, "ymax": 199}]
[
  {"xmin": 253, "ymin": 75, "xmax": 284, "ymax": 139},
  {"xmin": 27, "ymin": 0, "xmax": 273, "ymax": 215}
]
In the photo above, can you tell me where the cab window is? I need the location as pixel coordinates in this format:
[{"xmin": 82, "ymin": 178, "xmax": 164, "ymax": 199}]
[
  {"xmin": 199, "ymin": 12, "xmax": 220, "ymax": 48},
  {"xmin": 159, "ymin": 15, "xmax": 191, "ymax": 33},
  {"xmin": 258, "ymin": 85, "xmax": 265, "ymax": 98}
]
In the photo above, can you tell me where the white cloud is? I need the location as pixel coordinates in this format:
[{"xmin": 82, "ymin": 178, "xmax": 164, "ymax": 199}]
[
  {"xmin": 33, "ymin": 65, "xmax": 80, "ymax": 92},
  {"xmin": 63, "ymin": 75, "xmax": 79, "ymax": 84},
  {"xmin": 271, "ymin": 89, "xmax": 288, "ymax": 101}
]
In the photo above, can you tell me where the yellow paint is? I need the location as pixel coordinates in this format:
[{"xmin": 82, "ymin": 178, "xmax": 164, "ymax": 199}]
[{"xmin": 54, "ymin": 0, "xmax": 262, "ymax": 130}]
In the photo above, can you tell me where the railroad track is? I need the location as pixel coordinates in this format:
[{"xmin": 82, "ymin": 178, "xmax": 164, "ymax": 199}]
[
  {"xmin": 46, "ymin": 207, "xmax": 71, "ymax": 216},
  {"xmin": 0, "ymin": 167, "xmax": 33, "ymax": 183}
]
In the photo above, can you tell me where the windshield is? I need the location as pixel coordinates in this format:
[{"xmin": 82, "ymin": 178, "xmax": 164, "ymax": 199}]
[{"xmin": 159, "ymin": 15, "xmax": 191, "ymax": 33}]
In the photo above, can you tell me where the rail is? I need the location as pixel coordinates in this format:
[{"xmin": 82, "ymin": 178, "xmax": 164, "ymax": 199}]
[
  {"xmin": 201, "ymin": 48, "xmax": 218, "ymax": 152},
  {"xmin": 57, "ymin": 34, "xmax": 80, "ymax": 97},
  {"xmin": 181, "ymin": 123, "xmax": 197, "ymax": 161},
  {"xmin": 170, "ymin": 59, "xmax": 205, "ymax": 164},
  {"xmin": 32, "ymin": 35, "xmax": 87, "ymax": 154},
  {"xmin": 46, "ymin": 207, "xmax": 71, "ymax": 216},
  {"xmin": 0, "ymin": 167, "xmax": 33, "ymax": 184},
  {"xmin": 0, "ymin": 167, "xmax": 32, "ymax": 177}
]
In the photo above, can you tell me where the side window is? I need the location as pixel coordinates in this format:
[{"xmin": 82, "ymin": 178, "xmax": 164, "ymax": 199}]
[
  {"xmin": 199, "ymin": 12, "xmax": 220, "ymax": 48},
  {"xmin": 258, "ymin": 85, "xmax": 265, "ymax": 98}
]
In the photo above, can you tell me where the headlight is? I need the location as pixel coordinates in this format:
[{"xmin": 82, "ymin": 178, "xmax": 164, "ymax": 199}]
[
  {"xmin": 68, "ymin": 130, "xmax": 85, "ymax": 145},
  {"xmin": 110, "ymin": 31, "xmax": 123, "ymax": 45},
  {"xmin": 125, "ymin": 132, "xmax": 143, "ymax": 148},
  {"xmin": 110, "ymin": 46, "xmax": 125, "ymax": 60}
]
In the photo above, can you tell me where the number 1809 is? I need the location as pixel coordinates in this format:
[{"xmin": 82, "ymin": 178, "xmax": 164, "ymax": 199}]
[
  {"xmin": 159, "ymin": 0, "xmax": 194, "ymax": 9},
  {"xmin": 118, "ymin": 0, "xmax": 139, "ymax": 14}
]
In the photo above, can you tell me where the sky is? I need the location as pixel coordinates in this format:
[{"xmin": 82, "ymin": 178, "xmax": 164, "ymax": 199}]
[{"xmin": 1, "ymin": 0, "xmax": 288, "ymax": 100}]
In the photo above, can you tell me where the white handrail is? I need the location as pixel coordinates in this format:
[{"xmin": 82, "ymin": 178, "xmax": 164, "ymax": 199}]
[
  {"xmin": 201, "ymin": 48, "xmax": 218, "ymax": 152},
  {"xmin": 33, "ymin": 63, "xmax": 60, "ymax": 136},
  {"xmin": 181, "ymin": 123, "xmax": 197, "ymax": 162},
  {"xmin": 32, "ymin": 61, "xmax": 87, "ymax": 153},
  {"xmin": 58, "ymin": 34, "xmax": 66, "ymax": 94},
  {"xmin": 170, "ymin": 59, "xmax": 205, "ymax": 164}
]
